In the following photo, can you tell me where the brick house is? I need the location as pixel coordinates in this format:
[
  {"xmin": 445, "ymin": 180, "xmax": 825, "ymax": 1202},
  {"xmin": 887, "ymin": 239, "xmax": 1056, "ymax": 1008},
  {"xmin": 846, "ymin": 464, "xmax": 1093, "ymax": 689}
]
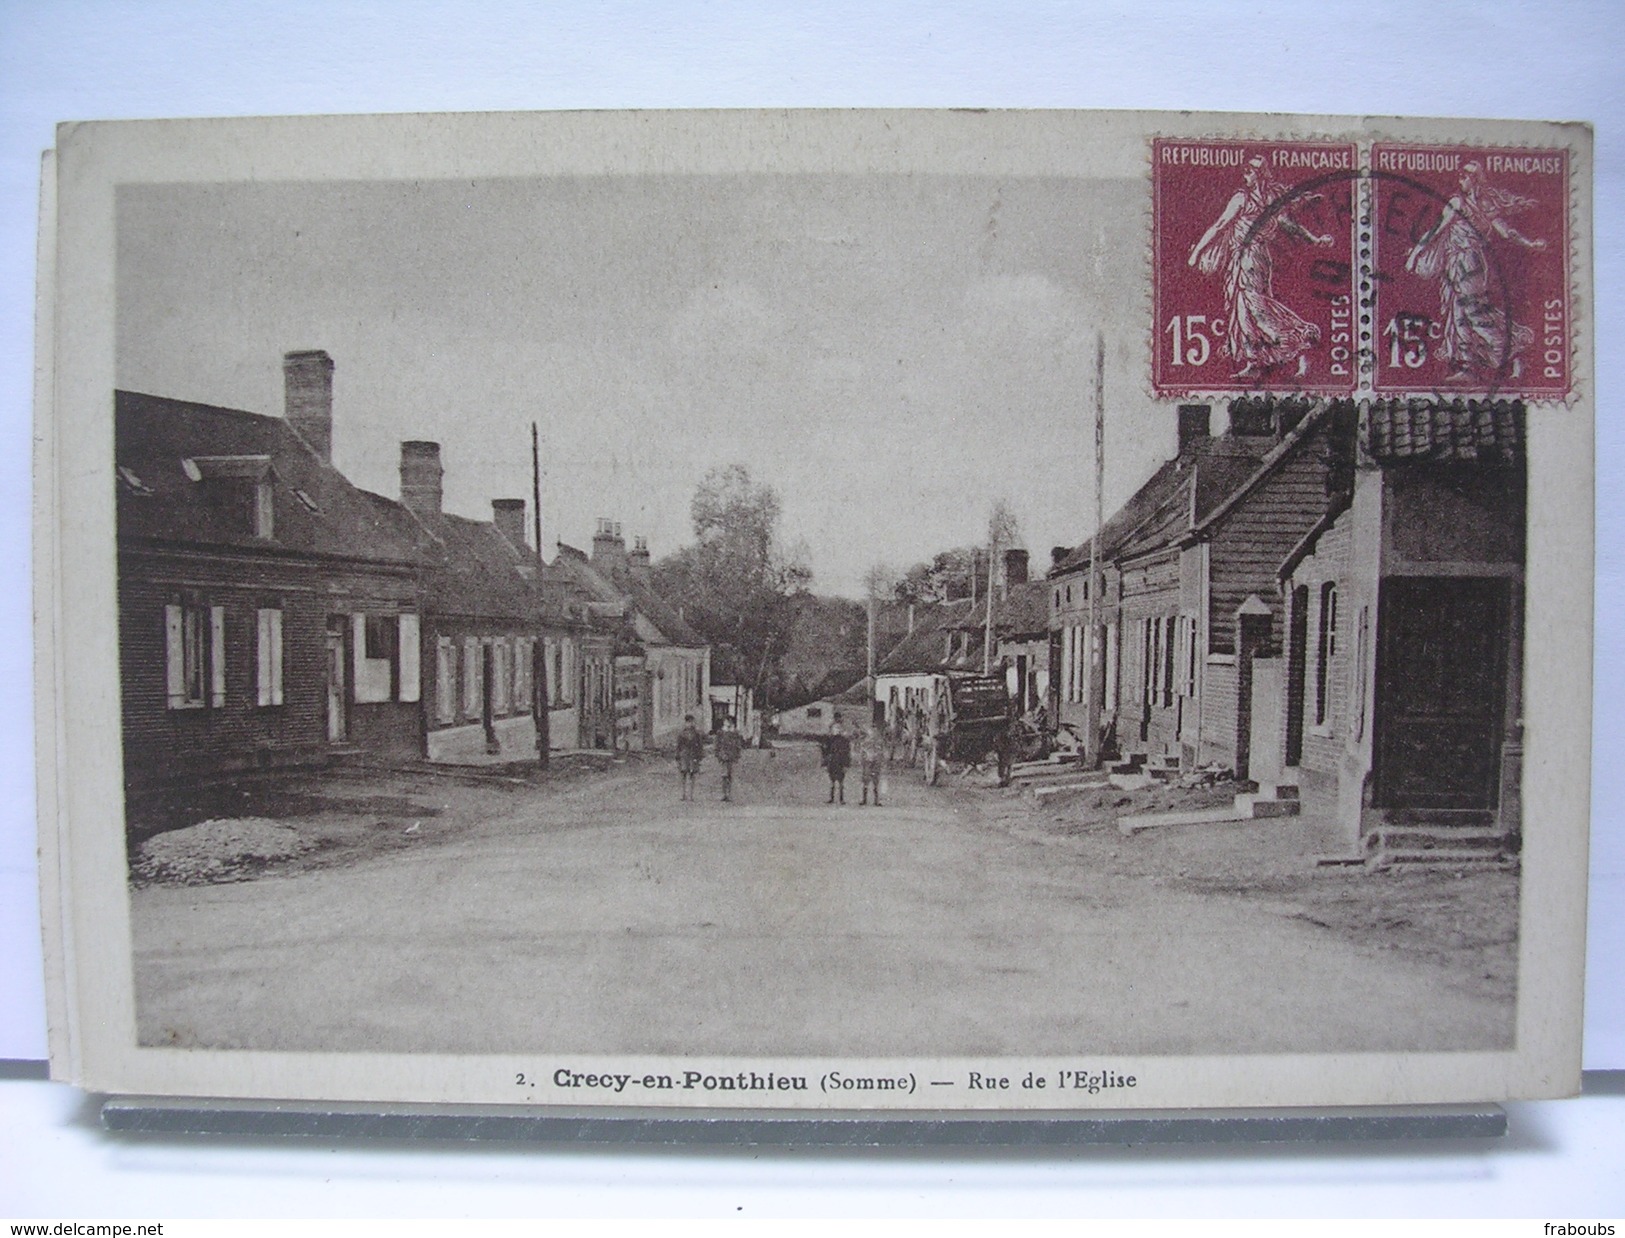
[
  {"xmin": 115, "ymin": 352, "xmax": 425, "ymax": 789},
  {"xmin": 550, "ymin": 521, "xmax": 710, "ymax": 750},
  {"xmin": 386, "ymin": 439, "xmax": 593, "ymax": 760}
]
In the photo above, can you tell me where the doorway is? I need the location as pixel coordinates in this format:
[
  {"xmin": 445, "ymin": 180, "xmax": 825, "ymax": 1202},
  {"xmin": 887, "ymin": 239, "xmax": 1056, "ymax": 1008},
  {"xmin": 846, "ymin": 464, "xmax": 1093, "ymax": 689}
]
[
  {"xmin": 325, "ymin": 617, "xmax": 348, "ymax": 742},
  {"xmin": 1373, "ymin": 577, "xmax": 1509, "ymax": 810}
]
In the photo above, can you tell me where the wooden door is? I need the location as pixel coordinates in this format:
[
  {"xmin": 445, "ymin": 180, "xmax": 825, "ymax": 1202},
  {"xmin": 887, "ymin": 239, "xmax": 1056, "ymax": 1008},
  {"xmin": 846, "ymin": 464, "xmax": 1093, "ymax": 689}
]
[
  {"xmin": 325, "ymin": 621, "xmax": 348, "ymax": 742},
  {"xmin": 1373, "ymin": 577, "xmax": 1509, "ymax": 810}
]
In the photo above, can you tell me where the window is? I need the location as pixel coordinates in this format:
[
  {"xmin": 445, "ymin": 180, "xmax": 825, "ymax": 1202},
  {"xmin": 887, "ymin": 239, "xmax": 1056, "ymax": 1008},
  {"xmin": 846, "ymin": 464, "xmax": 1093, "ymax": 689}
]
[
  {"xmin": 1186, "ymin": 617, "xmax": 1198, "ymax": 696},
  {"xmin": 165, "ymin": 600, "xmax": 223, "ymax": 709},
  {"xmin": 187, "ymin": 456, "xmax": 275, "ymax": 538},
  {"xmin": 364, "ymin": 614, "xmax": 397, "ymax": 661},
  {"xmin": 1142, "ymin": 617, "xmax": 1155, "ymax": 707},
  {"xmin": 165, "ymin": 598, "xmax": 223, "ymax": 709},
  {"xmin": 806, "ymin": 707, "xmax": 823, "ymax": 720},
  {"xmin": 117, "ymin": 466, "xmax": 153, "ymax": 496},
  {"xmin": 255, "ymin": 607, "xmax": 284, "ymax": 706},
  {"xmin": 353, "ymin": 614, "xmax": 397, "ymax": 704},
  {"xmin": 1315, "ymin": 582, "xmax": 1338, "ymax": 726}
]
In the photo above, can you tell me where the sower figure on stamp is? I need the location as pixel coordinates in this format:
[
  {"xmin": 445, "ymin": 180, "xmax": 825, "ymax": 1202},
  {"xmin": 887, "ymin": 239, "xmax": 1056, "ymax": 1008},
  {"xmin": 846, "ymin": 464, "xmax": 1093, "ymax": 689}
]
[
  {"xmin": 714, "ymin": 715, "xmax": 744, "ymax": 802},
  {"xmin": 821, "ymin": 716, "xmax": 851, "ymax": 805},
  {"xmin": 1187, "ymin": 153, "xmax": 1333, "ymax": 377},
  {"xmin": 676, "ymin": 713, "xmax": 705, "ymax": 802},
  {"xmin": 1405, "ymin": 160, "xmax": 1548, "ymax": 379},
  {"xmin": 859, "ymin": 723, "xmax": 886, "ymax": 807}
]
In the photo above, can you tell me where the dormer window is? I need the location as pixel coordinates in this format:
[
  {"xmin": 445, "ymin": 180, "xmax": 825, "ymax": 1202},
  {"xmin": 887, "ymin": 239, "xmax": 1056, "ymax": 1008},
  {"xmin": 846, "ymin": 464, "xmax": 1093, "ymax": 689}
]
[{"xmin": 185, "ymin": 455, "xmax": 275, "ymax": 539}]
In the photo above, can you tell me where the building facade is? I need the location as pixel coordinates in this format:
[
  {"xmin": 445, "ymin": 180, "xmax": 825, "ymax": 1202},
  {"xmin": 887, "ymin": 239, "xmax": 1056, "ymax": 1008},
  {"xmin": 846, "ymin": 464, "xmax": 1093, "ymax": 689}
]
[
  {"xmin": 1277, "ymin": 400, "xmax": 1525, "ymax": 854},
  {"xmin": 116, "ymin": 353, "xmax": 425, "ymax": 791}
]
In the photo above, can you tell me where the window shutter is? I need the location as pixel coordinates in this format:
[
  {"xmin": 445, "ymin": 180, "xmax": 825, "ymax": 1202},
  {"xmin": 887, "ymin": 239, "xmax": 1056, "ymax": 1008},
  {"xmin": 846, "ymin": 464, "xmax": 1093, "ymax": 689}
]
[
  {"xmin": 397, "ymin": 613, "xmax": 421, "ymax": 703},
  {"xmin": 165, "ymin": 604, "xmax": 186, "ymax": 708},
  {"xmin": 255, "ymin": 608, "xmax": 285, "ymax": 707},
  {"xmin": 209, "ymin": 605, "xmax": 226, "ymax": 707},
  {"xmin": 256, "ymin": 610, "xmax": 272, "ymax": 706}
]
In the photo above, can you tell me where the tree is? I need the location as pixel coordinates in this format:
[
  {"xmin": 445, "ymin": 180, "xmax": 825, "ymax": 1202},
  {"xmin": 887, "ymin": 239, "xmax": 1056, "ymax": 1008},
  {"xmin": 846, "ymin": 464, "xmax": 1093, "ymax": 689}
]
[
  {"xmin": 986, "ymin": 498, "xmax": 1021, "ymax": 595},
  {"xmin": 981, "ymin": 498, "xmax": 1023, "ymax": 671},
  {"xmin": 651, "ymin": 465, "xmax": 811, "ymax": 712},
  {"xmin": 895, "ymin": 547, "xmax": 977, "ymax": 605}
]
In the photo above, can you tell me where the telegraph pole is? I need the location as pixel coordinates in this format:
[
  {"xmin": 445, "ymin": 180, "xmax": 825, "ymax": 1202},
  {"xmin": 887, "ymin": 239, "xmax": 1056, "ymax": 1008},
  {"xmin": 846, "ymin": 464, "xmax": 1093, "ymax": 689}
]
[
  {"xmin": 982, "ymin": 533, "xmax": 996, "ymax": 675},
  {"xmin": 1085, "ymin": 332, "xmax": 1105, "ymax": 767},
  {"xmin": 532, "ymin": 422, "xmax": 550, "ymax": 769}
]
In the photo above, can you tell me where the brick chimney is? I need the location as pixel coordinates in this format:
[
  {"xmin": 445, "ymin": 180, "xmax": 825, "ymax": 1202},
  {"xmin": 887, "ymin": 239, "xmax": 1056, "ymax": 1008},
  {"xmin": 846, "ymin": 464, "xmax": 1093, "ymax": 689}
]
[
  {"xmin": 399, "ymin": 441, "xmax": 443, "ymax": 516},
  {"xmin": 591, "ymin": 518, "xmax": 628, "ymax": 580},
  {"xmin": 1004, "ymin": 548, "xmax": 1030, "ymax": 587},
  {"xmin": 492, "ymin": 499, "xmax": 527, "ymax": 552},
  {"xmin": 628, "ymin": 535, "xmax": 651, "ymax": 579},
  {"xmin": 1177, "ymin": 403, "xmax": 1212, "ymax": 456},
  {"xmin": 284, "ymin": 350, "xmax": 335, "ymax": 462}
]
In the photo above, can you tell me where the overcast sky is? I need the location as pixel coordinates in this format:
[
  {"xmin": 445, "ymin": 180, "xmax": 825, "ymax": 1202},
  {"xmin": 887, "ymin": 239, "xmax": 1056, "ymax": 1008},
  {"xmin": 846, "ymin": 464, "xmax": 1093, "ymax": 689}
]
[{"xmin": 117, "ymin": 174, "xmax": 1185, "ymax": 597}]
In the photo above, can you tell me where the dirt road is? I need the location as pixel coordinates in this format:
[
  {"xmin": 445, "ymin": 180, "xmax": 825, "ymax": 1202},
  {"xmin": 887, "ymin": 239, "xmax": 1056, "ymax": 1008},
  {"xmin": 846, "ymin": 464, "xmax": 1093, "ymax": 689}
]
[{"xmin": 131, "ymin": 743, "xmax": 1514, "ymax": 1054}]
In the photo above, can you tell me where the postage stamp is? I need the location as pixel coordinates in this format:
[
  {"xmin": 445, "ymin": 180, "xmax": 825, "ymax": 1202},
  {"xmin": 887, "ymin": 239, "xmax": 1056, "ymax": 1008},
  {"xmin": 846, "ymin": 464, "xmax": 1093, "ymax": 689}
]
[
  {"xmin": 1152, "ymin": 138, "xmax": 1357, "ymax": 397},
  {"xmin": 1370, "ymin": 144, "xmax": 1570, "ymax": 399}
]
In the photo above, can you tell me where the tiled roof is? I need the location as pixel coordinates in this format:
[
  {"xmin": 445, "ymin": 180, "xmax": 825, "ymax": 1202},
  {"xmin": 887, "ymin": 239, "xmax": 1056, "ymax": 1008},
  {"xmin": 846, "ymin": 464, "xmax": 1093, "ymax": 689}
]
[
  {"xmin": 548, "ymin": 547, "xmax": 706, "ymax": 649},
  {"xmin": 994, "ymin": 579, "xmax": 1051, "ymax": 636},
  {"xmin": 115, "ymin": 390, "xmax": 421, "ymax": 566},
  {"xmin": 1363, "ymin": 399, "xmax": 1524, "ymax": 463},
  {"xmin": 876, "ymin": 598, "xmax": 980, "ymax": 674},
  {"xmin": 402, "ymin": 507, "xmax": 548, "ymax": 623},
  {"xmin": 623, "ymin": 578, "xmax": 707, "ymax": 648}
]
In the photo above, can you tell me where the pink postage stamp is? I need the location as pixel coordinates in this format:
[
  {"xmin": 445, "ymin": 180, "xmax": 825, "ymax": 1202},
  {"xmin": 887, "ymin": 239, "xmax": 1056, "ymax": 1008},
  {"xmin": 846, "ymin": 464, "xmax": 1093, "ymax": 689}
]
[
  {"xmin": 1371, "ymin": 144, "xmax": 1570, "ymax": 398},
  {"xmin": 1152, "ymin": 138, "xmax": 1357, "ymax": 397}
]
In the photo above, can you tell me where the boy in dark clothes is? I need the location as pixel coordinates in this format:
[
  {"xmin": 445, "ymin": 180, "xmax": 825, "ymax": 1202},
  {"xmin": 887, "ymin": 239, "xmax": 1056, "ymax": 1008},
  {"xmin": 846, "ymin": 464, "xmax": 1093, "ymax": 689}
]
[
  {"xmin": 675, "ymin": 714, "xmax": 704, "ymax": 801},
  {"xmin": 822, "ymin": 717, "xmax": 851, "ymax": 804},
  {"xmin": 714, "ymin": 716, "xmax": 744, "ymax": 801}
]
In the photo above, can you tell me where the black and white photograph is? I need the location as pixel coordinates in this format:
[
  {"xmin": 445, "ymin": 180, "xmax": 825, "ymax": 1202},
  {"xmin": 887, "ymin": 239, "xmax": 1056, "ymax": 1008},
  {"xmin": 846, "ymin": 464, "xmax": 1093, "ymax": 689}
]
[{"xmin": 35, "ymin": 108, "xmax": 1592, "ymax": 1110}]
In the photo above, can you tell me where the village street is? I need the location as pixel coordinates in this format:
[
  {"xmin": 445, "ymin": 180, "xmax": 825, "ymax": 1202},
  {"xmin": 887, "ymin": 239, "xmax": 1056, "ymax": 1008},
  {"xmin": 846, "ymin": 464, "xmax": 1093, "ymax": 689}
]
[{"xmin": 130, "ymin": 743, "xmax": 1515, "ymax": 1057}]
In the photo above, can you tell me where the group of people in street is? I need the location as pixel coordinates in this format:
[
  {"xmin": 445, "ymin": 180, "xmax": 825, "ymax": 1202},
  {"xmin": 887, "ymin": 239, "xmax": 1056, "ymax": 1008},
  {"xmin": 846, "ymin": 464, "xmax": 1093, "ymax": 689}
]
[
  {"xmin": 675, "ymin": 714, "xmax": 744, "ymax": 802},
  {"xmin": 674, "ymin": 698, "xmax": 1051, "ymax": 805},
  {"xmin": 672, "ymin": 710, "xmax": 889, "ymax": 806},
  {"xmin": 817, "ymin": 715, "xmax": 886, "ymax": 806}
]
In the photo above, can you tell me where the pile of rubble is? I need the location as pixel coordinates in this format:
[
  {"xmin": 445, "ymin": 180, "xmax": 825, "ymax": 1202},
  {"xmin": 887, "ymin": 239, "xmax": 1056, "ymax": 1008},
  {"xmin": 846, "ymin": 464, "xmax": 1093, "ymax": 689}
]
[{"xmin": 132, "ymin": 817, "xmax": 310, "ymax": 886}]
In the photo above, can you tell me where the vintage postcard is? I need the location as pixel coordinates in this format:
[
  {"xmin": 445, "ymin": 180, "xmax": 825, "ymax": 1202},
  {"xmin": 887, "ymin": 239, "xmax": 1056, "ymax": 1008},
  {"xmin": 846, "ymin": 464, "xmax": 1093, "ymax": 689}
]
[{"xmin": 36, "ymin": 110, "xmax": 1592, "ymax": 1111}]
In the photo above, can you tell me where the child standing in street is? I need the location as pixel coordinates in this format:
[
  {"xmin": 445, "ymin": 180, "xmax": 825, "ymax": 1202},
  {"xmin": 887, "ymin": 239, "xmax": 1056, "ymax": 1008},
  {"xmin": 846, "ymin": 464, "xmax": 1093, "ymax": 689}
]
[
  {"xmin": 714, "ymin": 715, "xmax": 744, "ymax": 802},
  {"xmin": 859, "ymin": 724, "xmax": 886, "ymax": 807},
  {"xmin": 822, "ymin": 717, "xmax": 851, "ymax": 805},
  {"xmin": 676, "ymin": 714, "xmax": 705, "ymax": 801}
]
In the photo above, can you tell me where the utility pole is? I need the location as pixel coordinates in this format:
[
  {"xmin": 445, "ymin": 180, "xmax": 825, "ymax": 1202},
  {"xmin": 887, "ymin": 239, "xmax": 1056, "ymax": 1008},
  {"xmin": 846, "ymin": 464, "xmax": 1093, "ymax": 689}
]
[
  {"xmin": 532, "ymin": 422, "xmax": 550, "ymax": 769},
  {"xmin": 1085, "ymin": 331, "xmax": 1105, "ymax": 767},
  {"xmin": 982, "ymin": 532, "xmax": 996, "ymax": 675},
  {"xmin": 866, "ymin": 588, "xmax": 877, "ymax": 704}
]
